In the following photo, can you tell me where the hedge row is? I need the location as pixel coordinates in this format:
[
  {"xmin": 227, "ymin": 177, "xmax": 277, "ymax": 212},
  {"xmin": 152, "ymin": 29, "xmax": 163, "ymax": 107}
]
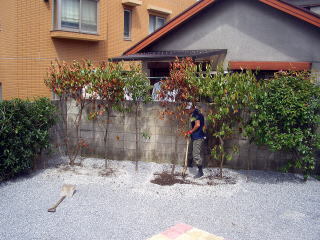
[{"xmin": 0, "ymin": 98, "xmax": 56, "ymax": 181}]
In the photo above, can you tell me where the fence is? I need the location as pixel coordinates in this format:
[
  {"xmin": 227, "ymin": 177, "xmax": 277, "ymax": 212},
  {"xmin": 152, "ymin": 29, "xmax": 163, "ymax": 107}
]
[{"xmin": 50, "ymin": 100, "xmax": 293, "ymax": 171}]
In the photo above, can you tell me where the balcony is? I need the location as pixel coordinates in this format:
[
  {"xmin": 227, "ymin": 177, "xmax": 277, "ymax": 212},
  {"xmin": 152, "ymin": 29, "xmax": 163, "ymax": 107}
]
[{"xmin": 50, "ymin": 30, "xmax": 104, "ymax": 42}]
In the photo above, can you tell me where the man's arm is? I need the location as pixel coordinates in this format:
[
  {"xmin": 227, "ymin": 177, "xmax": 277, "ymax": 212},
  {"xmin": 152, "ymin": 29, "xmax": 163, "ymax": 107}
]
[{"xmin": 189, "ymin": 120, "xmax": 200, "ymax": 134}]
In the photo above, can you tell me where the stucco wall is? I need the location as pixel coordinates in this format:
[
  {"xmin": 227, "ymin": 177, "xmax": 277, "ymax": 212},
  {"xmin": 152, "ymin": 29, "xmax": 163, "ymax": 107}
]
[{"xmin": 147, "ymin": 0, "xmax": 320, "ymax": 70}]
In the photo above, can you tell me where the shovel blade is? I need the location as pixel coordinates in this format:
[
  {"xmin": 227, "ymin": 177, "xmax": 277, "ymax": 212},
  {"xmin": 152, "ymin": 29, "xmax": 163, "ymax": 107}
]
[{"xmin": 60, "ymin": 184, "xmax": 76, "ymax": 197}]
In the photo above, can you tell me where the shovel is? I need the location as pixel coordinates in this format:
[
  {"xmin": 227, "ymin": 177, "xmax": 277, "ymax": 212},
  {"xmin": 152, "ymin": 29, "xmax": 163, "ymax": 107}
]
[
  {"xmin": 182, "ymin": 138, "xmax": 190, "ymax": 177},
  {"xmin": 48, "ymin": 184, "xmax": 76, "ymax": 213}
]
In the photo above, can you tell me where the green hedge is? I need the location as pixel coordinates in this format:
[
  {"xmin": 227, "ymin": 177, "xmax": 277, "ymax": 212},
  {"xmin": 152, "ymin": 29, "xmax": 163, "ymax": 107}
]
[
  {"xmin": 247, "ymin": 72, "xmax": 320, "ymax": 177},
  {"xmin": 0, "ymin": 98, "xmax": 57, "ymax": 181}
]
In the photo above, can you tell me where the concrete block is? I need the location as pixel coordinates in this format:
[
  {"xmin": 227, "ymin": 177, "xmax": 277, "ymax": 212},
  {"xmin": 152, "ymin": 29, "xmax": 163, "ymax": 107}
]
[
  {"xmin": 140, "ymin": 142, "xmax": 153, "ymax": 151},
  {"xmin": 108, "ymin": 123, "xmax": 124, "ymax": 133},
  {"xmin": 92, "ymin": 130, "xmax": 106, "ymax": 140},
  {"xmin": 151, "ymin": 135, "xmax": 173, "ymax": 144},
  {"xmin": 80, "ymin": 130, "xmax": 94, "ymax": 139},
  {"xmin": 152, "ymin": 143, "xmax": 174, "ymax": 152},
  {"xmin": 107, "ymin": 132, "xmax": 124, "ymax": 141},
  {"xmin": 80, "ymin": 122, "xmax": 94, "ymax": 131},
  {"xmin": 154, "ymin": 118, "xmax": 172, "ymax": 127},
  {"xmin": 66, "ymin": 100, "xmax": 80, "ymax": 114},
  {"xmin": 154, "ymin": 126, "xmax": 173, "ymax": 136},
  {"xmin": 124, "ymin": 133, "xmax": 137, "ymax": 141},
  {"xmin": 124, "ymin": 141, "xmax": 137, "ymax": 150},
  {"xmin": 139, "ymin": 126, "xmax": 155, "ymax": 136},
  {"xmin": 177, "ymin": 143, "xmax": 188, "ymax": 154},
  {"xmin": 109, "ymin": 116, "xmax": 125, "ymax": 125},
  {"xmin": 122, "ymin": 149, "xmax": 136, "ymax": 161},
  {"xmin": 124, "ymin": 123, "xmax": 137, "ymax": 133}
]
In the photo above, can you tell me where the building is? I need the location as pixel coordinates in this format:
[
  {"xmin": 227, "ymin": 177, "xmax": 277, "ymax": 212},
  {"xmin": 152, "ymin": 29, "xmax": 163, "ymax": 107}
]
[
  {"xmin": 0, "ymin": 0, "xmax": 195, "ymax": 100},
  {"xmin": 285, "ymin": 0, "xmax": 320, "ymax": 14},
  {"xmin": 114, "ymin": 0, "xmax": 320, "ymax": 83}
]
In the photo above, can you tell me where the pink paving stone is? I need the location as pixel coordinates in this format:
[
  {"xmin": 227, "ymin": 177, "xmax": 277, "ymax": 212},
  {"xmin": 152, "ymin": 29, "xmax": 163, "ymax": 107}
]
[
  {"xmin": 161, "ymin": 229, "xmax": 182, "ymax": 239},
  {"xmin": 161, "ymin": 224, "xmax": 194, "ymax": 239},
  {"xmin": 172, "ymin": 223, "xmax": 193, "ymax": 234}
]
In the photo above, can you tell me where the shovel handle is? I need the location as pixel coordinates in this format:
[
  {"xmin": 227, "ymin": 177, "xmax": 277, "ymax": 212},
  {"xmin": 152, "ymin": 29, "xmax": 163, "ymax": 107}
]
[
  {"xmin": 48, "ymin": 196, "xmax": 66, "ymax": 212},
  {"xmin": 182, "ymin": 138, "xmax": 190, "ymax": 177}
]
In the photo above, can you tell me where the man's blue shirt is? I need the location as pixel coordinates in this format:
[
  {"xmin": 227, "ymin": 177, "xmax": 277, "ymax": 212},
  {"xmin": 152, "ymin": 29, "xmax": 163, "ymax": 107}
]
[{"xmin": 191, "ymin": 109, "xmax": 205, "ymax": 140}]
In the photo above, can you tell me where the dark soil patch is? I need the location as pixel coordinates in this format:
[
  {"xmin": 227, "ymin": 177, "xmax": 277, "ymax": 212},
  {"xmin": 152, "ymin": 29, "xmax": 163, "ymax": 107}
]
[
  {"xmin": 151, "ymin": 172, "xmax": 196, "ymax": 186},
  {"xmin": 151, "ymin": 171, "xmax": 238, "ymax": 186},
  {"xmin": 99, "ymin": 168, "xmax": 116, "ymax": 177}
]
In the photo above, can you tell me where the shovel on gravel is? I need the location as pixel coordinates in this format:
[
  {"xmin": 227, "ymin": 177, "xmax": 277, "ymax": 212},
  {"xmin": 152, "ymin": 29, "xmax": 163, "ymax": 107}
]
[{"xmin": 48, "ymin": 184, "xmax": 76, "ymax": 213}]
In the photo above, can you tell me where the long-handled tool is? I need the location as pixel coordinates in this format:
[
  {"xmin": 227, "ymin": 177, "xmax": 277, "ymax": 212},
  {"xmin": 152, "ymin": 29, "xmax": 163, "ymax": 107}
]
[
  {"xmin": 48, "ymin": 184, "xmax": 76, "ymax": 213},
  {"xmin": 182, "ymin": 138, "xmax": 190, "ymax": 177}
]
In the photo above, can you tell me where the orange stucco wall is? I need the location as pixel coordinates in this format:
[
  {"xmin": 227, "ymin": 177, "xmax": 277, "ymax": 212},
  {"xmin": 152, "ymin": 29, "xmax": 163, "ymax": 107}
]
[{"xmin": 0, "ymin": 0, "xmax": 195, "ymax": 99}]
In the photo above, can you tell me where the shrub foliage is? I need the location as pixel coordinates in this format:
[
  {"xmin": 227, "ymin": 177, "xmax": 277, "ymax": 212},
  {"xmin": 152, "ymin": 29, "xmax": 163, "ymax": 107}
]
[
  {"xmin": 0, "ymin": 98, "xmax": 56, "ymax": 180},
  {"xmin": 247, "ymin": 71, "xmax": 320, "ymax": 177}
]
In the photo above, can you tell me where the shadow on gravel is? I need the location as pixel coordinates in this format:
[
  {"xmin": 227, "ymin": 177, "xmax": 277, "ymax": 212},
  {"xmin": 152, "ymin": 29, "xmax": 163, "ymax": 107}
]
[{"xmin": 238, "ymin": 170, "xmax": 307, "ymax": 184}]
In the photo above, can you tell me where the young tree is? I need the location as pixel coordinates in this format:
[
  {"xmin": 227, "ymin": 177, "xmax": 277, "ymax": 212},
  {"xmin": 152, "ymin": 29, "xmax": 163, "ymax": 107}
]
[
  {"xmin": 159, "ymin": 58, "xmax": 200, "ymax": 174},
  {"xmin": 88, "ymin": 62, "xmax": 126, "ymax": 169},
  {"xmin": 124, "ymin": 63, "xmax": 152, "ymax": 171},
  {"xmin": 197, "ymin": 67, "xmax": 257, "ymax": 178},
  {"xmin": 45, "ymin": 60, "xmax": 95, "ymax": 165},
  {"xmin": 166, "ymin": 59, "xmax": 258, "ymax": 178}
]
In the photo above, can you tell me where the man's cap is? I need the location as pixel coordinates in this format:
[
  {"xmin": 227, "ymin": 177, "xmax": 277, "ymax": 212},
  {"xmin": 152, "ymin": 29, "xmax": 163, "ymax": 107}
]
[{"xmin": 185, "ymin": 102, "xmax": 193, "ymax": 110}]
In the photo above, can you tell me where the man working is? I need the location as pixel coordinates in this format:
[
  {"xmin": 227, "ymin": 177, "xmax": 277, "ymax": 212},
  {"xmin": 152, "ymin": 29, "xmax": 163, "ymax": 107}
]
[{"xmin": 185, "ymin": 103, "xmax": 205, "ymax": 178}]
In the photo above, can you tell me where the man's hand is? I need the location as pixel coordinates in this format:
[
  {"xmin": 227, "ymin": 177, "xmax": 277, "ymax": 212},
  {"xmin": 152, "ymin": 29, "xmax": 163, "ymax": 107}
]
[{"xmin": 184, "ymin": 130, "xmax": 192, "ymax": 136}]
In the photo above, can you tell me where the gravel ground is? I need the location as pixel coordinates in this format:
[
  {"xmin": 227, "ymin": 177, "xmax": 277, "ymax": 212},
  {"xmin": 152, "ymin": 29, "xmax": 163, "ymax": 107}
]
[{"xmin": 0, "ymin": 157, "xmax": 319, "ymax": 240}]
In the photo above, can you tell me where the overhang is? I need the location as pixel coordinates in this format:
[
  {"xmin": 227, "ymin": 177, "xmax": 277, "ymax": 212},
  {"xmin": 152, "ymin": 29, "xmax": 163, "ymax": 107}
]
[
  {"xmin": 147, "ymin": 5, "xmax": 172, "ymax": 15},
  {"xmin": 110, "ymin": 49, "xmax": 227, "ymax": 62},
  {"xmin": 122, "ymin": 0, "xmax": 142, "ymax": 7}
]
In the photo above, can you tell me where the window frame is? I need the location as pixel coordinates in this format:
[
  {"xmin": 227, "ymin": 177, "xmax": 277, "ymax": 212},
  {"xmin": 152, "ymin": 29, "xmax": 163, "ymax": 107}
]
[
  {"xmin": 123, "ymin": 9, "xmax": 132, "ymax": 40},
  {"xmin": 149, "ymin": 15, "xmax": 166, "ymax": 34},
  {"xmin": 52, "ymin": 0, "xmax": 99, "ymax": 34}
]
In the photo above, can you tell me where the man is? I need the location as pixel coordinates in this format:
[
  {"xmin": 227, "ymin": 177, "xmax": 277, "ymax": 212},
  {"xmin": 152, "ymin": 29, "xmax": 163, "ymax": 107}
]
[{"xmin": 185, "ymin": 103, "xmax": 205, "ymax": 178}]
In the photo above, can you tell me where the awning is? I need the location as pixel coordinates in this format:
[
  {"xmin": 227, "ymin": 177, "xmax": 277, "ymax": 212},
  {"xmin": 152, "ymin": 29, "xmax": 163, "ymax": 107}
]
[{"xmin": 110, "ymin": 49, "xmax": 227, "ymax": 62}]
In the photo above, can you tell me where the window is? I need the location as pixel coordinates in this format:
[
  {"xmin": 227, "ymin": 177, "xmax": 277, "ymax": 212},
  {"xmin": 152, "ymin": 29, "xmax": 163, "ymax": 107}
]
[
  {"xmin": 53, "ymin": 0, "xmax": 98, "ymax": 34},
  {"xmin": 149, "ymin": 15, "xmax": 165, "ymax": 34},
  {"xmin": 124, "ymin": 9, "xmax": 132, "ymax": 40}
]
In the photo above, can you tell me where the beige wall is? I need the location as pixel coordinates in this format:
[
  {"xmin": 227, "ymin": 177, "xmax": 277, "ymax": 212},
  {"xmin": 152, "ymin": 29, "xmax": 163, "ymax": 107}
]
[{"xmin": 0, "ymin": 0, "xmax": 195, "ymax": 100}]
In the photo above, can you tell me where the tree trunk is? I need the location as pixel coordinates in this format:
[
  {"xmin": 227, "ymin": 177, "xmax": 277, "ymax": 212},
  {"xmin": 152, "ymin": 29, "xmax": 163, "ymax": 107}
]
[
  {"xmin": 218, "ymin": 136, "xmax": 224, "ymax": 178},
  {"xmin": 135, "ymin": 102, "xmax": 139, "ymax": 171},
  {"xmin": 171, "ymin": 122, "xmax": 179, "ymax": 175},
  {"xmin": 60, "ymin": 96, "xmax": 71, "ymax": 163},
  {"xmin": 104, "ymin": 107, "xmax": 110, "ymax": 169},
  {"xmin": 70, "ymin": 101, "xmax": 84, "ymax": 166}
]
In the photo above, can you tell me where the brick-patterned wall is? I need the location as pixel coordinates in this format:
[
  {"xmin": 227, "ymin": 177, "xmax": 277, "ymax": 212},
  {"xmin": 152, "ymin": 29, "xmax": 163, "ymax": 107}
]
[
  {"xmin": 107, "ymin": 0, "xmax": 196, "ymax": 58},
  {"xmin": 0, "ymin": 0, "xmax": 195, "ymax": 100},
  {"xmin": 0, "ymin": 0, "xmax": 18, "ymax": 99},
  {"xmin": 51, "ymin": 100, "xmax": 292, "ymax": 171}
]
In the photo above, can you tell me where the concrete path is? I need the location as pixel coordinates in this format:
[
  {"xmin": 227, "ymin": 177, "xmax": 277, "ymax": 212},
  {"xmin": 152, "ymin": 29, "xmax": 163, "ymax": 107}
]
[{"xmin": 148, "ymin": 223, "xmax": 225, "ymax": 240}]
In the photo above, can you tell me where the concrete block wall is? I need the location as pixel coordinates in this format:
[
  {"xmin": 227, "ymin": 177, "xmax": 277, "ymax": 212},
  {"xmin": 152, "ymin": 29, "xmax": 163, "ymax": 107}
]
[{"xmin": 51, "ymin": 100, "xmax": 294, "ymax": 171}]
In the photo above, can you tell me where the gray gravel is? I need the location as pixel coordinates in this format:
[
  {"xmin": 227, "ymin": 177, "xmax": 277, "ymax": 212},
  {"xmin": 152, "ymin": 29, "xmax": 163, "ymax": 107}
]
[{"xmin": 0, "ymin": 157, "xmax": 319, "ymax": 240}]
